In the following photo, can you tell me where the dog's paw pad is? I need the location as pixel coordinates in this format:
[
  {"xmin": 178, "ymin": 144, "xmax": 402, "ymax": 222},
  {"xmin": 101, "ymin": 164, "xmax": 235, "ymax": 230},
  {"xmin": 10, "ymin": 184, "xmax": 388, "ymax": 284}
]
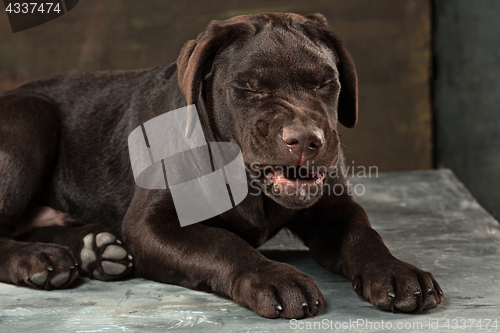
[
  {"xmin": 92, "ymin": 269, "xmax": 108, "ymax": 280},
  {"xmin": 79, "ymin": 231, "xmax": 132, "ymax": 281},
  {"xmin": 81, "ymin": 233, "xmax": 97, "ymax": 273},
  {"xmin": 50, "ymin": 271, "xmax": 71, "ymax": 288},
  {"xmin": 395, "ymin": 297, "xmax": 417, "ymax": 312},
  {"xmin": 102, "ymin": 261, "xmax": 127, "ymax": 275},
  {"xmin": 96, "ymin": 232, "xmax": 116, "ymax": 247},
  {"xmin": 29, "ymin": 272, "xmax": 48, "ymax": 286},
  {"xmin": 424, "ymin": 295, "xmax": 438, "ymax": 309},
  {"xmin": 374, "ymin": 297, "xmax": 393, "ymax": 311},
  {"xmin": 102, "ymin": 245, "xmax": 127, "ymax": 260}
]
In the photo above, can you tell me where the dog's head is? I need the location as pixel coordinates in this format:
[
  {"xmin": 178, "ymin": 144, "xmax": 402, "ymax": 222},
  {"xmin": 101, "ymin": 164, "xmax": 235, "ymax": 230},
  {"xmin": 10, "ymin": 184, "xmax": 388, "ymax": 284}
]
[{"xmin": 177, "ymin": 13, "xmax": 357, "ymax": 209}]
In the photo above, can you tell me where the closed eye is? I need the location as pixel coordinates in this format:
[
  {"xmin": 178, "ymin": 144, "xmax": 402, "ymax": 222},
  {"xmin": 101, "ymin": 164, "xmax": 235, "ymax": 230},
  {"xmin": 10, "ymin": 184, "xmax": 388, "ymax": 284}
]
[
  {"xmin": 233, "ymin": 85, "xmax": 267, "ymax": 95},
  {"xmin": 242, "ymin": 88, "xmax": 264, "ymax": 94},
  {"xmin": 316, "ymin": 80, "xmax": 336, "ymax": 90}
]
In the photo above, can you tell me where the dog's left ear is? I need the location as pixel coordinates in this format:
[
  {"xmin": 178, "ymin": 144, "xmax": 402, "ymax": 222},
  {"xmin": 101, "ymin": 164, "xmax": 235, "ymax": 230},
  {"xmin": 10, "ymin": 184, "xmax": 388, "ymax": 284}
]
[
  {"xmin": 178, "ymin": 19, "xmax": 254, "ymax": 138},
  {"xmin": 305, "ymin": 13, "xmax": 358, "ymax": 128}
]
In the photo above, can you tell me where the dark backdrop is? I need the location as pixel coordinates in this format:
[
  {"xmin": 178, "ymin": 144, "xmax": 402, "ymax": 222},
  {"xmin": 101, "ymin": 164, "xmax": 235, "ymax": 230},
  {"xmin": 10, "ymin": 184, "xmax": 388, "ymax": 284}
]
[
  {"xmin": 435, "ymin": 0, "xmax": 500, "ymax": 220},
  {"xmin": 0, "ymin": 0, "xmax": 433, "ymax": 172}
]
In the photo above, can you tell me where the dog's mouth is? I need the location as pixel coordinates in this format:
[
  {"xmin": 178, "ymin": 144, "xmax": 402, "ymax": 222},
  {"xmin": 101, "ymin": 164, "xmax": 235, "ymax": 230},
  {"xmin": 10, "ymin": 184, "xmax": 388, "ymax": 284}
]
[
  {"xmin": 262, "ymin": 165, "xmax": 324, "ymax": 185},
  {"xmin": 253, "ymin": 165, "xmax": 326, "ymax": 198}
]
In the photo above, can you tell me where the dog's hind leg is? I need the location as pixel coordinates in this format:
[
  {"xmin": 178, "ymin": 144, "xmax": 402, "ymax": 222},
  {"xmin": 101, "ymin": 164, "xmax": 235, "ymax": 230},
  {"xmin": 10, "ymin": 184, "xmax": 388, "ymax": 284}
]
[
  {"xmin": 0, "ymin": 93, "xmax": 79, "ymax": 290},
  {"xmin": 17, "ymin": 220, "xmax": 134, "ymax": 281}
]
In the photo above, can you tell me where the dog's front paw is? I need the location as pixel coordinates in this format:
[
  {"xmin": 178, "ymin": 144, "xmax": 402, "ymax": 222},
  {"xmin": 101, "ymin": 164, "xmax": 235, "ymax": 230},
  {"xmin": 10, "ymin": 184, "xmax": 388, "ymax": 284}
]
[
  {"xmin": 231, "ymin": 261, "xmax": 324, "ymax": 319},
  {"xmin": 79, "ymin": 232, "xmax": 133, "ymax": 280},
  {"xmin": 9, "ymin": 242, "xmax": 79, "ymax": 290},
  {"xmin": 352, "ymin": 259, "xmax": 444, "ymax": 313}
]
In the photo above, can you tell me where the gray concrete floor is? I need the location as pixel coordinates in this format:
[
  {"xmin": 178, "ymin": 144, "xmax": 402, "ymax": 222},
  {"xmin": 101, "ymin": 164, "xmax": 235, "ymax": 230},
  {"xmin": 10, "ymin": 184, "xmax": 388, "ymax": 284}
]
[{"xmin": 1, "ymin": 170, "xmax": 500, "ymax": 332}]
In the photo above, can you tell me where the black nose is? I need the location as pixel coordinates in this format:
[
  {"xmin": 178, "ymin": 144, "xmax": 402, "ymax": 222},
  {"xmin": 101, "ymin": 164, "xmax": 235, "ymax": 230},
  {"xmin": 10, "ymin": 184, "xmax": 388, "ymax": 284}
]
[{"xmin": 282, "ymin": 125, "xmax": 324, "ymax": 163}]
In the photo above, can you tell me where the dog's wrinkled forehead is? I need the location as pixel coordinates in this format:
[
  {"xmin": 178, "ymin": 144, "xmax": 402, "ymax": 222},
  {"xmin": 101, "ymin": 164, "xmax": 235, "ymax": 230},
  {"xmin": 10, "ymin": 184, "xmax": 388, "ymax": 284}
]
[{"xmin": 218, "ymin": 26, "xmax": 340, "ymax": 89}]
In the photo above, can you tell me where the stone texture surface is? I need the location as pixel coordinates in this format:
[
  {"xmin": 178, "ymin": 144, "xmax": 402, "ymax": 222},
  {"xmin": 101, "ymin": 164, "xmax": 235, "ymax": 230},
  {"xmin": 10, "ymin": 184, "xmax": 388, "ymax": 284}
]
[{"xmin": 1, "ymin": 170, "xmax": 500, "ymax": 332}]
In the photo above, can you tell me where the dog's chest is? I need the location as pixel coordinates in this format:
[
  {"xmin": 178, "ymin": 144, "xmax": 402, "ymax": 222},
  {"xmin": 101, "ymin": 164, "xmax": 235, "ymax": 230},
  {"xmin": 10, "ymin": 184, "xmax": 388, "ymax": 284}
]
[{"xmin": 216, "ymin": 195, "xmax": 296, "ymax": 248}]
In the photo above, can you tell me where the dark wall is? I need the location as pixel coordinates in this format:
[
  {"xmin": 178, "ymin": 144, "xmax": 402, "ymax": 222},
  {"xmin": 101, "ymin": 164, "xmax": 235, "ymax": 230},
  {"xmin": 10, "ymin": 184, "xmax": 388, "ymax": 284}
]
[
  {"xmin": 434, "ymin": 0, "xmax": 500, "ymax": 220},
  {"xmin": 0, "ymin": 0, "xmax": 432, "ymax": 172}
]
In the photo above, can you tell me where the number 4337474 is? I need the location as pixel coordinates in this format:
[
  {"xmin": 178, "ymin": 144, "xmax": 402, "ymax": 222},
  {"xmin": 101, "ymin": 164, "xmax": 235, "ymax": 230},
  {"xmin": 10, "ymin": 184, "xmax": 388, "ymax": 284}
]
[{"xmin": 6, "ymin": 2, "xmax": 61, "ymax": 14}]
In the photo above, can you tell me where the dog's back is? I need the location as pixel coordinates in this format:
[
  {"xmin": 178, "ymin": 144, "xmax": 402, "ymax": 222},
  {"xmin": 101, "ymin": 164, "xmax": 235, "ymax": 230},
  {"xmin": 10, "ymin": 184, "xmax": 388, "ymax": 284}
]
[{"xmin": 1, "ymin": 64, "xmax": 179, "ymax": 226}]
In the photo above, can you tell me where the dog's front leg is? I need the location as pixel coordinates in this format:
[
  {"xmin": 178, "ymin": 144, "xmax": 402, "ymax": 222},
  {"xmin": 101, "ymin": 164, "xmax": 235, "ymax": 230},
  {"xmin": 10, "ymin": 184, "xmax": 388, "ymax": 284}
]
[
  {"xmin": 122, "ymin": 190, "xmax": 323, "ymax": 319},
  {"xmin": 288, "ymin": 195, "xmax": 444, "ymax": 313}
]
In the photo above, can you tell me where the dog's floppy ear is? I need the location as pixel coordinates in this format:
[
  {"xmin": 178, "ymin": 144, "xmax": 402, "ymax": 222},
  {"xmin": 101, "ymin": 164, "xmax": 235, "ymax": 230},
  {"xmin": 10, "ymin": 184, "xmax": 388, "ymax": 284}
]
[
  {"xmin": 178, "ymin": 19, "xmax": 254, "ymax": 138},
  {"xmin": 305, "ymin": 14, "xmax": 358, "ymax": 128}
]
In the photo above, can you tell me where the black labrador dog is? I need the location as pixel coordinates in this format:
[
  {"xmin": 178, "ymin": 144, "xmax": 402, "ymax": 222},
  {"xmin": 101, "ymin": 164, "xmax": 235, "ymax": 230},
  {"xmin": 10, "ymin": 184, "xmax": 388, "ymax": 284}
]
[{"xmin": 0, "ymin": 13, "xmax": 443, "ymax": 318}]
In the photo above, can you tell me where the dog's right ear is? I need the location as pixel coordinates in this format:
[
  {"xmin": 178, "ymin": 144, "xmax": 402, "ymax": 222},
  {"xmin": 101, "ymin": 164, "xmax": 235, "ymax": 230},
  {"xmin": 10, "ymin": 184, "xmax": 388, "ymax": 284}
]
[
  {"xmin": 177, "ymin": 19, "xmax": 255, "ymax": 138},
  {"xmin": 304, "ymin": 14, "xmax": 358, "ymax": 129}
]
